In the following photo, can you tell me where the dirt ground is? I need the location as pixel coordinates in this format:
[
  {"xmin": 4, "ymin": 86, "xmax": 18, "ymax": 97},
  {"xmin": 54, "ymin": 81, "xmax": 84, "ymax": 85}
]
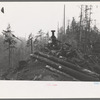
[{"xmin": 2, "ymin": 59, "xmax": 77, "ymax": 81}]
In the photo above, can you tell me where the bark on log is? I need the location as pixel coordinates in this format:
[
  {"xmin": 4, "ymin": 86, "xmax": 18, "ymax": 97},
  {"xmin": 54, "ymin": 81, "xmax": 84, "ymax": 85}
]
[{"xmin": 31, "ymin": 54, "xmax": 99, "ymax": 81}]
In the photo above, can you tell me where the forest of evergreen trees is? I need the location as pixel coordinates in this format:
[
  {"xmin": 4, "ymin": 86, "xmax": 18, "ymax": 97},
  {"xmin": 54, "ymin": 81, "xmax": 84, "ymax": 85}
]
[
  {"xmin": 0, "ymin": 24, "xmax": 50, "ymax": 76},
  {"xmin": 58, "ymin": 16, "xmax": 100, "ymax": 56}
]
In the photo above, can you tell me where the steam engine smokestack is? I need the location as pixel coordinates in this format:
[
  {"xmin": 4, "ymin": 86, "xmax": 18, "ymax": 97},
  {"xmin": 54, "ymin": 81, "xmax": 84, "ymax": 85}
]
[{"xmin": 51, "ymin": 30, "xmax": 55, "ymax": 36}]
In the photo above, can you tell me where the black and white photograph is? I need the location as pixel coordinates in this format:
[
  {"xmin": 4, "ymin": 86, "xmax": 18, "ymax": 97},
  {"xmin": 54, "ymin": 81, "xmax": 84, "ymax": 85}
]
[{"xmin": 0, "ymin": 2, "xmax": 100, "ymax": 81}]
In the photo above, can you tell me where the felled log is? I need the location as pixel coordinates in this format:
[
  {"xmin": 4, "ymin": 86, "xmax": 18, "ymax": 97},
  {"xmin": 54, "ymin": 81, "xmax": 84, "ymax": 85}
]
[
  {"xmin": 94, "ymin": 64, "xmax": 100, "ymax": 74},
  {"xmin": 31, "ymin": 54, "xmax": 99, "ymax": 81},
  {"xmin": 34, "ymin": 52, "xmax": 99, "ymax": 78},
  {"xmin": 83, "ymin": 55, "xmax": 100, "ymax": 74}
]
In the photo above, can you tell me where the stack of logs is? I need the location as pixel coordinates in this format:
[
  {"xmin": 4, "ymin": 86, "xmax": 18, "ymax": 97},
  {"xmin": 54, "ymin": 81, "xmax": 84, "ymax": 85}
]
[{"xmin": 30, "ymin": 51, "xmax": 100, "ymax": 81}]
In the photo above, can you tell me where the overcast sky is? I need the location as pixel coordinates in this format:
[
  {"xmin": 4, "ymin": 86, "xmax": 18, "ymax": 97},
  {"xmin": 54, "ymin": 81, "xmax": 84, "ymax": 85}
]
[{"xmin": 0, "ymin": 2, "xmax": 100, "ymax": 38}]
